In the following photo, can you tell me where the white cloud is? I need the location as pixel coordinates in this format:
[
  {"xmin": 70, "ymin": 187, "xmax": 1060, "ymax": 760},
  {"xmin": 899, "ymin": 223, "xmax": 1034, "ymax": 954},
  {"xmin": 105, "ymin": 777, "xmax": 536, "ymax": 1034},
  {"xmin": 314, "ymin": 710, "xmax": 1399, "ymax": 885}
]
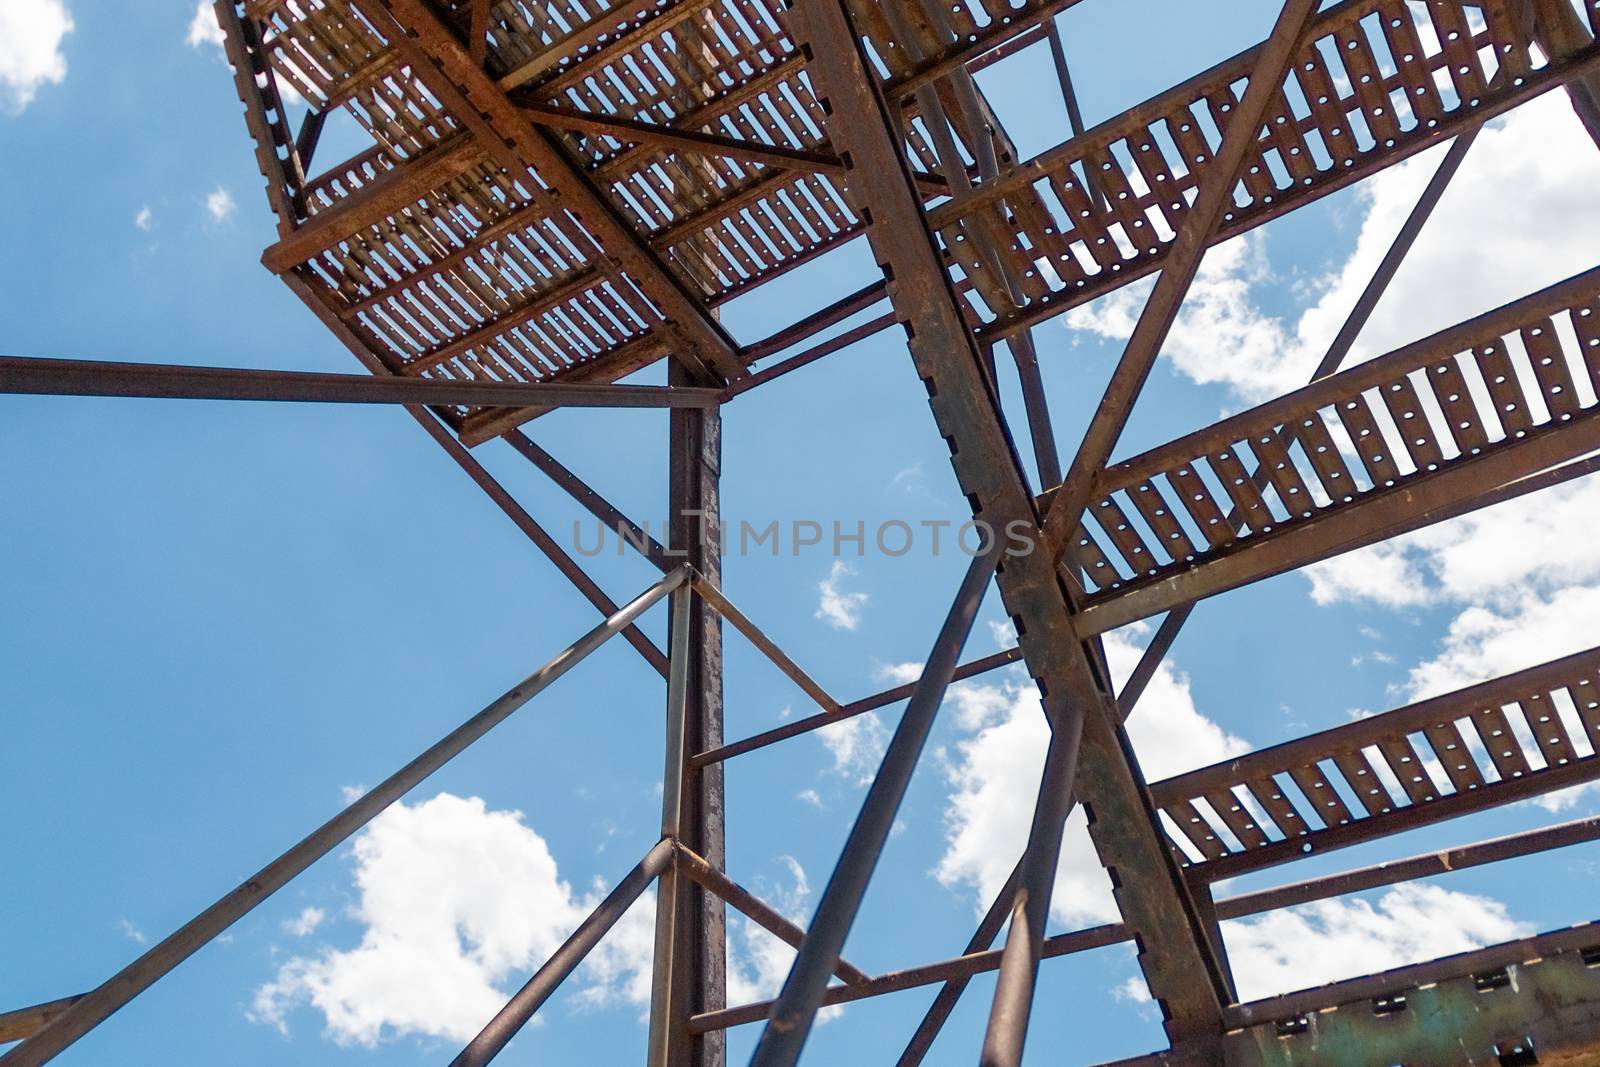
[
  {"xmin": 814, "ymin": 560, "xmax": 867, "ymax": 631},
  {"xmin": 283, "ymin": 907, "xmax": 327, "ymax": 938},
  {"xmin": 1113, "ymin": 884, "xmax": 1528, "ymax": 1004},
  {"xmin": 205, "ymin": 186, "xmax": 236, "ymax": 223},
  {"xmin": 796, "ymin": 788, "xmax": 823, "ymax": 808},
  {"xmin": 116, "ymin": 918, "xmax": 146, "ymax": 945},
  {"xmin": 186, "ymin": 1, "xmax": 225, "ymax": 50},
  {"xmin": 1307, "ymin": 479, "xmax": 1600, "ymax": 615},
  {"xmin": 134, "ymin": 205, "xmax": 154, "ymax": 232},
  {"xmin": 1065, "ymin": 94, "xmax": 1600, "ymax": 406},
  {"xmin": 1221, "ymin": 884, "xmax": 1530, "ymax": 1001},
  {"xmin": 250, "ymin": 793, "xmax": 653, "ymax": 1047},
  {"xmin": 936, "ymin": 627, "xmax": 1249, "ymax": 927},
  {"xmin": 816, "ymin": 712, "xmax": 889, "ymax": 785},
  {"xmin": 0, "ymin": 0, "xmax": 73, "ymax": 113}
]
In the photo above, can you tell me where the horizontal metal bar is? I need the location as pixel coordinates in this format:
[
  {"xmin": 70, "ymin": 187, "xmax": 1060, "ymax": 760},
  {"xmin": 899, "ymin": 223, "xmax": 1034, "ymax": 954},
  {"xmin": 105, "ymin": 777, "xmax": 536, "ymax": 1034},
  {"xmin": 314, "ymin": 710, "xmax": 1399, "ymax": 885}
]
[
  {"xmin": 1226, "ymin": 921, "xmax": 1600, "ymax": 1029},
  {"xmin": 519, "ymin": 102, "xmax": 948, "ymax": 194},
  {"xmin": 0, "ymin": 567, "xmax": 688, "ymax": 1067},
  {"xmin": 0, "ymin": 356, "xmax": 721, "ymax": 410},
  {"xmin": 1216, "ymin": 812, "xmax": 1600, "ymax": 920},
  {"xmin": 1102, "ymin": 923, "xmax": 1600, "ymax": 1066},
  {"xmin": 688, "ymin": 812, "xmax": 1600, "ymax": 1034}
]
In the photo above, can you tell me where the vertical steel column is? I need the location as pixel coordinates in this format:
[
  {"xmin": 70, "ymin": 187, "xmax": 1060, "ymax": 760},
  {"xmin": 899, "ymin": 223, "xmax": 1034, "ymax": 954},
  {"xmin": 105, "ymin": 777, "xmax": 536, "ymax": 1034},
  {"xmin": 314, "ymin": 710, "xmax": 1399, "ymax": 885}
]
[
  {"xmin": 649, "ymin": 586, "xmax": 696, "ymax": 1067},
  {"xmin": 666, "ymin": 359, "xmax": 728, "ymax": 1067}
]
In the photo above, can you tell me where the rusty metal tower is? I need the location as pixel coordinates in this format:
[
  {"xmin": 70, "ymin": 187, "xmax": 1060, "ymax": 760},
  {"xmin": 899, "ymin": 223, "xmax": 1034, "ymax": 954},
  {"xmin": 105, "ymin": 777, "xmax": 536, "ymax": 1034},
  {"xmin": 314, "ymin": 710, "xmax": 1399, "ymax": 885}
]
[{"xmin": 5, "ymin": 0, "xmax": 1600, "ymax": 1063}]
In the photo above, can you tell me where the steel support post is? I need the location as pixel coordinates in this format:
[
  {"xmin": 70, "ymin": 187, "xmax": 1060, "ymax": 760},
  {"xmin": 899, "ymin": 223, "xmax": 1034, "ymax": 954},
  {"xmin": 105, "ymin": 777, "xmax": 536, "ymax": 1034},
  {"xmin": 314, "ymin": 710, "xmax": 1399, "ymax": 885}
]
[
  {"xmin": 650, "ymin": 586, "xmax": 697, "ymax": 1067},
  {"xmin": 784, "ymin": 0, "xmax": 1232, "ymax": 1058},
  {"xmin": 661, "ymin": 359, "xmax": 727, "ymax": 1067}
]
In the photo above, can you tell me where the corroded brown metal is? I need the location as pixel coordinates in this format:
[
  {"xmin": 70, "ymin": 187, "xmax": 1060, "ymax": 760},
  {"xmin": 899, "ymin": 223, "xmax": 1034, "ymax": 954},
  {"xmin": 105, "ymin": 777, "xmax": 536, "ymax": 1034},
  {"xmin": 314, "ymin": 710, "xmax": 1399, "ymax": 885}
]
[
  {"xmin": 1150, "ymin": 645, "xmax": 1600, "ymax": 881},
  {"xmin": 70, "ymin": 1, "xmax": 1600, "ymax": 1065}
]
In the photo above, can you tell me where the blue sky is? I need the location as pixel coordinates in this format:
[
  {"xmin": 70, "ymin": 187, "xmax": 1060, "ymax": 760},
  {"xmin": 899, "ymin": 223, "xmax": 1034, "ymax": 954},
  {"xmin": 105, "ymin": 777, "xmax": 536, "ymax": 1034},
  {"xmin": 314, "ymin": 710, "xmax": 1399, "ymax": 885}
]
[{"xmin": 4, "ymin": 1, "xmax": 1600, "ymax": 1064}]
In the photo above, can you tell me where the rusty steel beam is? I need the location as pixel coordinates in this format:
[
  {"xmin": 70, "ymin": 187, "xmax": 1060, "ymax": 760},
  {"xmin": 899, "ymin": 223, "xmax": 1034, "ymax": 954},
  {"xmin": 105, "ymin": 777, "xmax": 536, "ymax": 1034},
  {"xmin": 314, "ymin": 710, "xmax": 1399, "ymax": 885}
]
[
  {"xmin": 0, "ymin": 568, "xmax": 688, "ymax": 1067},
  {"xmin": 1150, "ymin": 645, "xmax": 1600, "ymax": 882},
  {"xmin": 662, "ymin": 363, "xmax": 726, "ymax": 1067},
  {"xmin": 215, "ymin": 0, "xmax": 301, "ymax": 235},
  {"xmin": 0, "ymin": 356, "xmax": 720, "ymax": 410},
  {"xmin": 503, "ymin": 431, "xmax": 671, "ymax": 570},
  {"xmin": 1096, "ymin": 924, "xmax": 1600, "ymax": 1067},
  {"xmin": 1049, "ymin": 0, "xmax": 1320, "ymax": 533},
  {"xmin": 689, "ymin": 812, "xmax": 1600, "ymax": 1037},
  {"xmin": 785, "ymin": 0, "xmax": 1231, "ymax": 1058},
  {"xmin": 649, "ymin": 587, "xmax": 695, "ymax": 1067},
  {"xmin": 260, "ymin": 134, "xmax": 482, "ymax": 273},
  {"xmin": 349, "ymin": 0, "xmax": 747, "ymax": 384}
]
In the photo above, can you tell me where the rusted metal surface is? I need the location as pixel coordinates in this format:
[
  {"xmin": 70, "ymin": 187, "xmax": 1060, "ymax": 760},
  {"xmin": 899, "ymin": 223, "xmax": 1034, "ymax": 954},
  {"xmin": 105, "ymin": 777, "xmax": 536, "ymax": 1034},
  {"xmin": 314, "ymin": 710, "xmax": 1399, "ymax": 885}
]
[
  {"xmin": 1150, "ymin": 645, "xmax": 1600, "ymax": 881},
  {"xmin": 667, "ymin": 365, "xmax": 727, "ymax": 1067},
  {"xmin": 36, "ymin": 0, "xmax": 1599, "ymax": 1063},
  {"xmin": 1097, "ymin": 924, "xmax": 1600, "ymax": 1067},
  {"xmin": 691, "ymin": 813, "xmax": 1600, "ymax": 1039},
  {"xmin": 0, "ymin": 355, "xmax": 720, "ymax": 408},
  {"xmin": 785, "ymin": 0, "xmax": 1230, "ymax": 1057},
  {"xmin": 1056, "ymin": 265, "xmax": 1600, "ymax": 635}
]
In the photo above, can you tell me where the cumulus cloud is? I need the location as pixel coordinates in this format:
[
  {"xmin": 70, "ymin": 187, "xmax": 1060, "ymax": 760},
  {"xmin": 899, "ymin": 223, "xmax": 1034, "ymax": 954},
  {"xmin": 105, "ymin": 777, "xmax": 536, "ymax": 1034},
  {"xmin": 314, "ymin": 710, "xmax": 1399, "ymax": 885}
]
[
  {"xmin": 133, "ymin": 205, "xmax": 154, "ymax": 232},
  {"xmin": 936, "ymin": 627, "xmax": 1249, "ymax": 927},
  {"xmin": 1306, "ymin": 479, "xmax": 1600, "ymax": 617},
  {"xmin": 283, "ymin": 907, "xmax": 326, "ymax": 938},
  {"xmin": 186, "ymin": 1, "xmax": 225, "ymax": 50},
  {"xmin": 1117, "ymin": 883, "xmax": 1530, "ymax": 1004},
  {"xmin": 250, "ymin": 793, "xmax": 654, "ymax": 1047},
  {"xmin": 814, "ymin": 561, "xmax": 867, "ymax": 631},
  {"xmin": 117, "ymin": 918, "xmax": 146, "ymax": 945},
  {"xmin": 0, "ymin": 0, "xmax": 73, "ymax": 113},
  {"xmin": 1066, "ymin": 94, "xmax": 1600, "ymax": 406},
  {"xmin": 205, "ymin": 186, "xmax": 236, "ymax": 223},
  {"xmin": 1222, "ymin": 883, "xmax": 1530, "ymax": 1001}
]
